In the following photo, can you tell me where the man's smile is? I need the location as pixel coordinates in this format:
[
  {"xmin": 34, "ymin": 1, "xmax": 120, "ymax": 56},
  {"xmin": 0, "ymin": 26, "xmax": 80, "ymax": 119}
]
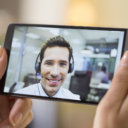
[{"xmin": 45, "ymin": 77, "xmax": 62, "ymax": 86}]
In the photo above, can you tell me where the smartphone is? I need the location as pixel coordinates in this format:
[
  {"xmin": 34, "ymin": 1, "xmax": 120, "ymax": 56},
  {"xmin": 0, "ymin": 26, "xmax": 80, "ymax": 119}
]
[{"xmin": 0, "ymin": 23, "xmax": 128, "ymax": 104}]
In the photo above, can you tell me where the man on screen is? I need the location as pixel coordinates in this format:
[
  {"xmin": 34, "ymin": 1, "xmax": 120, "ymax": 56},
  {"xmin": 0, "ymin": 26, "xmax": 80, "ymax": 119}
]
[{"xmin": 16, "ymin": 36, "xmax": 80, "ymax": 100}]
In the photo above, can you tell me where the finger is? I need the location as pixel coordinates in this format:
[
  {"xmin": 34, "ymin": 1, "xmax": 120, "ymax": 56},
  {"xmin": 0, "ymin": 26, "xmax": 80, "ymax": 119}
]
[
  {"xmin": 0, "ymin": 47, "xmax": 7, "ymax": 79},
  {"xmin": 101, "ymin": 51, "xmax": 128, "ymax": 111},
  {"xmin": 9, "ymin": 98, "xmax": 32, "ymax": 127},
  {"xmin": 0, "ymin": 112, "xmax": 33, "ymax": 128},
  {"xmin": 17, "ymin": 111, "xmax": 33, "ymax": 128},
  {"xmin": 0, "ymin": 96, "xmax": 10, "ymax": 121},
  {"xmin": 0, "ymin": 119, "xmax": 13, "ymax": 128},
  {"xmin": 119, "ymin": 95, "xmax": 128, "ymax": 119}
]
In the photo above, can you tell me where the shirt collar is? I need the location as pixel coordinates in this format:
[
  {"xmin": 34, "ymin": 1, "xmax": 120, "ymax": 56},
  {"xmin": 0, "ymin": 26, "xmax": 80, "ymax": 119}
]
[{"xmin": 38, "ymin": 83, "xmax": 62, "ymax": 97}]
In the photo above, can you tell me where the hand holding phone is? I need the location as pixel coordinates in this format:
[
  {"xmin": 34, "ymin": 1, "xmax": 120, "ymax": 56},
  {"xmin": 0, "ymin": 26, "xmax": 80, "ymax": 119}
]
[
  {"xmin": 1, "ymin": 24, "xmax": 128, "ymax": 128},
  {"xmin": 93, "ymin": 51, "xmax": 128, "ymax": 128},
  {"xmin": 0, "ymin": 47, "xmax": 33, "ymax": 128}
]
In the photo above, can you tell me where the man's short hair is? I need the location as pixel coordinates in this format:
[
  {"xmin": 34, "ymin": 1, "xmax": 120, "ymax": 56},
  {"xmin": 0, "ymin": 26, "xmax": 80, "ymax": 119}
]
[{"xmin": 40, "ymin": 36, "xmax": 73, "ymax": 62}]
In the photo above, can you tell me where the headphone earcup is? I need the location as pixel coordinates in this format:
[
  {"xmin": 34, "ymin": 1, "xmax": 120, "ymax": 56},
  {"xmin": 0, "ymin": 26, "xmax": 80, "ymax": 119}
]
[
  {"xmin": 68, "ymin": 63, "xmax": 73, "ymax": 73},
  {"xmin": 35, "ymin": 52, "xmax": 41, "ymax": 75},
  {"xmin": 35, "ymin": 62, "xmax": 41, "ymax": 74}
]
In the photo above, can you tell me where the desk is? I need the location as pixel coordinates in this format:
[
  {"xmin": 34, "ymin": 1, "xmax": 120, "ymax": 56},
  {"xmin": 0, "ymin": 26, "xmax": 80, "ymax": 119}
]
[
  {"xmin": 88, "ymin": 79, "xmax": 111, "ymax": 102},
  {"xmin": 90, "ymin": 78, "xmax": 111, "ymax": 89}
]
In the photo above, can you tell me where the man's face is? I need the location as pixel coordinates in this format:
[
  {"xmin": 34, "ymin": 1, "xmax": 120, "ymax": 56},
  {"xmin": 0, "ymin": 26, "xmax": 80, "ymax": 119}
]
[{"xmin": 40, "ymin": 46, "xmax": 69, "ymax": 96}]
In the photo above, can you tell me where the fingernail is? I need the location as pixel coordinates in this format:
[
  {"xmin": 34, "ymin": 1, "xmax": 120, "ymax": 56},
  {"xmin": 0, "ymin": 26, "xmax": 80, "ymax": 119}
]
[
  {"xmin": 12, "ymin": 113, "xmax": 23, "ymax": 126},
  {"xmin": 121, "ymin": 51, "xmax": 128, "ymax": 67},
  {"xmin": 0, "ymin": 46, "xmax": 3, "ymax": 57}
]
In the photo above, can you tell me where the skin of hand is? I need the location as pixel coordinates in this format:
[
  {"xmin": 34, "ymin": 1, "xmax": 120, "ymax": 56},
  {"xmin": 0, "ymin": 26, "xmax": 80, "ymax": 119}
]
[
  {"xmin": 93, "ymin": 51, "xmax": 128, "ymax": 128},
  {"xmin": 0, "ymin": 47, "xmax": 33, "ymax": 128}
]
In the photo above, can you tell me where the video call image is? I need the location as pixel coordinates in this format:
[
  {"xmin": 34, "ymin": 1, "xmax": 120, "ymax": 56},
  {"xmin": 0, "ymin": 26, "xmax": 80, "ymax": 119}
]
[{"xmin": 4, "ymin": 26, "xmax": 125, "ymax": 103}]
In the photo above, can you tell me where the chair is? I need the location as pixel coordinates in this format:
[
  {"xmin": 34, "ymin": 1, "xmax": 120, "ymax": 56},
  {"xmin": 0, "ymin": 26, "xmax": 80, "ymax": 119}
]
[{"xmin": 69, "ymin": 71, "xmax": 91, "ymax": 101}]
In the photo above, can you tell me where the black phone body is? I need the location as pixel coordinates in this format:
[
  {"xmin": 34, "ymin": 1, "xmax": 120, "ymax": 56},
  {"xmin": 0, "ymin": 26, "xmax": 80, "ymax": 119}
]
[{"xmin": 1, "ymin": 23, "xmax": 128, "ymax": 105}]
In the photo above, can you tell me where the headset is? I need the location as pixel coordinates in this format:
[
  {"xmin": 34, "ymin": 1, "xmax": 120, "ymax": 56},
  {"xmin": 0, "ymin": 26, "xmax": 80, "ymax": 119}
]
[{"xmin": 35, "ymin": 51, "xmax": 74, "ymax": 75}]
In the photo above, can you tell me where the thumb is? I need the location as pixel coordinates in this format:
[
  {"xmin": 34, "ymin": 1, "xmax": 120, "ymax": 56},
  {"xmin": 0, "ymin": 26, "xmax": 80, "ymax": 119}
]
[
  {"xmin": 101, "ymin": 51, "xmax": 128, "ymax": 110},
  {"xmin": 0, "ymin": 47, "xmax": 7, "ymax": 79}
]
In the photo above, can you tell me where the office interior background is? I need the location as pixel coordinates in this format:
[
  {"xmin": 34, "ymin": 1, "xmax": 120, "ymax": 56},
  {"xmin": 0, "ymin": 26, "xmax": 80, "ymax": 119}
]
[{"xmin": 0, "ymin": 0, "xmax": 128, "ymax": 128}]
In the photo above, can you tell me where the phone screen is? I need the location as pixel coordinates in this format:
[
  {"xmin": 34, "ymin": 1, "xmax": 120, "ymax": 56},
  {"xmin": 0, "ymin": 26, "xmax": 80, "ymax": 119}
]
[{"xmin": 2, "ymin": 24, "xmax": 126, "ymax": 104}]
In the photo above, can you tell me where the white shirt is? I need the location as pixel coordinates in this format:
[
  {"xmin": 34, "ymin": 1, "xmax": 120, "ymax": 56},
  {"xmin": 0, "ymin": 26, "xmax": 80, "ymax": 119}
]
[
  {"xmin": 15, "ymin": 83, "xmax": 80, "ymax": 100},
  {"xmin": 96, "ymin": 71, "xmax": 109, "ymax": 83}
]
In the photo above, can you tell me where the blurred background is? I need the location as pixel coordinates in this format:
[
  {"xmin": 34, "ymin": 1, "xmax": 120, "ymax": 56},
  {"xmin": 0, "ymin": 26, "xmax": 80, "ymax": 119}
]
[{"xmin": 0, "ymin": 0, "xmax": 128, "ymax": 128}]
